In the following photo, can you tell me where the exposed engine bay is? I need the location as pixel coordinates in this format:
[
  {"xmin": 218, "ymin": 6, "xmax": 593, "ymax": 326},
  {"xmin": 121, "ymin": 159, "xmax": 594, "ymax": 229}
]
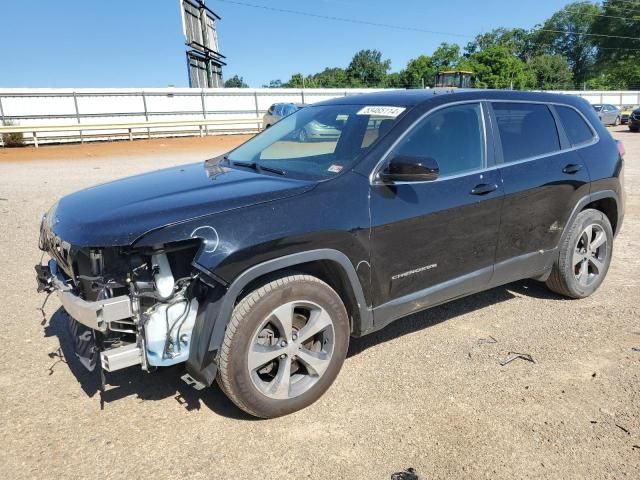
[{"xmin": 36, "ymin": 225, "xmax": 207, "ymax": 375}]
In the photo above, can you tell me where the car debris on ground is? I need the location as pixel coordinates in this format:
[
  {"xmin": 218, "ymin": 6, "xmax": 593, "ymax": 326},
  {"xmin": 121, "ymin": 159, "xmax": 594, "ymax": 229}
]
[
  {"xmin": 478, "ymin": 335, "xmax": 498, "ymax": 345},
  {"xmin": 500, "ymin": 352, "xmax": 536, "ymax": 366},
  {"xmin": 391, "ymin": 467, "xmax": 420, "ymax": 480}
]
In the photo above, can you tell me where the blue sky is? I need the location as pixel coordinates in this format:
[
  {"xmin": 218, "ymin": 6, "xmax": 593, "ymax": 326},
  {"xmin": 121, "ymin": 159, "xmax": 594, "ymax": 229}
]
[{"xmin": 0, "ymin": 0, "xmax": 574, "ymax": 88}]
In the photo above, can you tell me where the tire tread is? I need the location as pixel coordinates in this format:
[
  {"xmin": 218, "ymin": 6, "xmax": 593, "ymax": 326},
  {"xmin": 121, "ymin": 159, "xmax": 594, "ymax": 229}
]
[
  {"xmin": 546, "ymin": 208, "xmax": 611, "ymax": 298},
  {"xmin": 217, "ymin": 274, "xmax": 339, "ymax": 418}
]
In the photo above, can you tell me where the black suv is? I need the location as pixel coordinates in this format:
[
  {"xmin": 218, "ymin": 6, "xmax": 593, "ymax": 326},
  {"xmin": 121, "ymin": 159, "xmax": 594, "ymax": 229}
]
[
  {"xmin": 629, "ymin": 107, "xmax": 640, "ymax": 132},
  {"xmin": 36, "ymin": 90, "xmax": 625, "ymax": 418}
]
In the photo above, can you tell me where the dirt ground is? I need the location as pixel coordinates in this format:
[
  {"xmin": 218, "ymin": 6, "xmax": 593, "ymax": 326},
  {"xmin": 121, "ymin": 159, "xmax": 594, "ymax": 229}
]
[
  {"xmin": 0, "ymin": 134, "xmax": 253, "ymax": 163},
  {"xmin": 0, "ymin": 128, "xmax": 638, "ymax": 479}
]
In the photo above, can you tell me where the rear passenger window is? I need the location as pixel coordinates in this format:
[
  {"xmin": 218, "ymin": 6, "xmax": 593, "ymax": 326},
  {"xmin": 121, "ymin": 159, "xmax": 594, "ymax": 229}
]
[
  {"xmin": 492, "ymin": 103, "xmax": 560, "ymax": 163},
  {"xmin": 555, "ymin": 106, "xmax": 594, "ymax": 146}
]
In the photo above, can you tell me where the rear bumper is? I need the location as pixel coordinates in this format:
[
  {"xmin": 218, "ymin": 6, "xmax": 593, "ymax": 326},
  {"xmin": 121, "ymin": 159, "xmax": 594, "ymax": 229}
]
[{"xmin": 35, "ymin": 260, "xmax": 132, "ymax": 332}]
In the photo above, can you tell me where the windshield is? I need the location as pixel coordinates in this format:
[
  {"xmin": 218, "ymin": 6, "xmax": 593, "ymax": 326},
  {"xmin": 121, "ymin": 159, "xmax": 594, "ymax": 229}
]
[
  {"xmin": 227, "ymin": 104, "xmax": 405, "ymax": 180},
  {"xmin": 592, "ymin": 104, "xmax": 603, "ymax": 112}
]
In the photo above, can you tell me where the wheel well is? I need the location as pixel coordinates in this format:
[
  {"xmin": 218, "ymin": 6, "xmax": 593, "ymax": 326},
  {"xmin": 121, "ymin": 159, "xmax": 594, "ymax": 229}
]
[
  {"xmin": 583, "ymin": 197, "xmax": 618, "ymax": 234},
  {"xmin": 237, "ymin": 260, "xmax": 362, "ymax": 334}
]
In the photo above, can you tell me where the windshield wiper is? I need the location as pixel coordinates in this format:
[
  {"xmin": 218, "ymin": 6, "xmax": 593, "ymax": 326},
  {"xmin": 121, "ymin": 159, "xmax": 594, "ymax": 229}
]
[{"xmin": 231, "ymin": 160, "xmax": 285, "ymax": 176}]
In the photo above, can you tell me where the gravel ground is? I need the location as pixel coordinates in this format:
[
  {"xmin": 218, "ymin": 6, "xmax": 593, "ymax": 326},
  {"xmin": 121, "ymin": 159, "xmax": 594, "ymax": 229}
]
[{"xmin": 0, "ymin": 129, "xmax": 638, "ymax": 479}]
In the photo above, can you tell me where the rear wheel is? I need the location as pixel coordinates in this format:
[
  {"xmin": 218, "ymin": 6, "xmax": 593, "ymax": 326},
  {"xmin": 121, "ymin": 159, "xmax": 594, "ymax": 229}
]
[
  {"xmin": 630, "ymin": 126, "xmax": 639, "ymax": 132},
  {"xmin": 546, "ymin": 209, "xmax": 613, "ymax": 298},
  {"xmin": 217, "ymin": 274, "xmax": 349, "ymax": 418},
  {"xmin": 298, "ymin": 128, "xmax": 308, "ymax": 142},
  {"xmin": 614, "ymin": 116, "xmax": 621, "ymax": 126}
]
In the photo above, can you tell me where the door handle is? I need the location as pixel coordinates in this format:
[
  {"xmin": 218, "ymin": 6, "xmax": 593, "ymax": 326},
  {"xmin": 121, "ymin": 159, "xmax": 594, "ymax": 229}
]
[
  {"xmin": 470, "ymin": 183, "xmax": 498, "ymax": 195},
  {"xmin": 562, "ymin": 164, "xmax": 583, "ymax": 174}
]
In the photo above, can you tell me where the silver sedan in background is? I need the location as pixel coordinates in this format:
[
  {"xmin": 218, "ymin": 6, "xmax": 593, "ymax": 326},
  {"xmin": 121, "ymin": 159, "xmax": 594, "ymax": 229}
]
[
  {"xmin": 592, "ymin": 104, "xmax": 622, "ymax": 126},
  {"xmin": 262, "ymin": 103, "xmax": 305, "ymax": 129}
]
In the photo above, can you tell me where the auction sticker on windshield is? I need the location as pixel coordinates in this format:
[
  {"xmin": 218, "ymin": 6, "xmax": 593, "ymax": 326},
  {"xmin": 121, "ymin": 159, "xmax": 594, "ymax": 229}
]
[{"xmin": 357, "ymin": 106, "xmax": 406, "ymax": 117}]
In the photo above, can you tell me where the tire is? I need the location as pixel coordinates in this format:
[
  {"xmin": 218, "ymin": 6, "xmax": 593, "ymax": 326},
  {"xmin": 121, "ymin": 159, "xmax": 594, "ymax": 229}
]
[
  {"xmin": 546, "ymin": 209, "xmax": 613, "ymax": 299},
  {"xmin": 630, "ymin": 126, "xmax": 639, "ymax": 132},
  {"xmin": 298, "ymin": 128, "xmax": 308, "ymax": 142},
  {"xmin": 217, "ymin": 274, "xmax": 349, "ymax": 418},
  {"xmin": 615, "ymin": 116, "xmax": 621, "ymax": 126}
]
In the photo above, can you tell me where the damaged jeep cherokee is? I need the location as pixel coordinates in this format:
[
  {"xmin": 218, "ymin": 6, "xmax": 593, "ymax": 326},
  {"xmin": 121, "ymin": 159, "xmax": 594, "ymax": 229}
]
[{"xmin": 36, "ymin": 90, "xmax": 625, "ymax": 418}]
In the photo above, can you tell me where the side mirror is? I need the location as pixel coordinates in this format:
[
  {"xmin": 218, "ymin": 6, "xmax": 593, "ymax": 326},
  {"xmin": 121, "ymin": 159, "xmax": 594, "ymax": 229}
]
[{"xmin": 379, "ymin": 154, "xmax": 439, "ymax": 183}]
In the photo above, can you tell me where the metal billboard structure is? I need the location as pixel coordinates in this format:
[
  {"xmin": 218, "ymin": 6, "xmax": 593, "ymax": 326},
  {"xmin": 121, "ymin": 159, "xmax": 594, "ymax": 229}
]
[{"xmin": 180, "ymin": 0, "xmax": 226, "ymax": 88}]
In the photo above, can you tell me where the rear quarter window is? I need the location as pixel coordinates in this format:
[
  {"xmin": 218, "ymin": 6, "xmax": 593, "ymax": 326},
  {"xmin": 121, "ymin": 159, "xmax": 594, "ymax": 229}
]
[
  {"xmin": 555, "ymin": 105, "xmax": 595, "ymax": 147},
  {"xmin": 492, "ymin": 102, "xmax": 560, "ymax": 163}
]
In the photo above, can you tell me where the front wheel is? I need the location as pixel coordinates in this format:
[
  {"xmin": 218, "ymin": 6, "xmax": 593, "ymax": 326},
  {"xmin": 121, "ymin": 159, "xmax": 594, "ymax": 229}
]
[
  {"xmin": 614, "ymin": 116, "xmax": 621, "ymax": 126},
  {"xmin": 216, "ymin": 274, "xmax": 349, "ymax": 418},
  {"xmin": 298, "ymin": 128, "xmax": 308, "ymax": 142},
  {"xmin": 546, "ymin": 209, "xmax": 613, "ymax": 298}
]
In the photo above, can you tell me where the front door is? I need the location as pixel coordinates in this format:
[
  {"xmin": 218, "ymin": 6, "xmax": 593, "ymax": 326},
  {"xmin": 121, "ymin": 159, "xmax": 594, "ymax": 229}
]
[{"xmin": 369, "ymin": 102, "xmax": 504, "ymax": 326}]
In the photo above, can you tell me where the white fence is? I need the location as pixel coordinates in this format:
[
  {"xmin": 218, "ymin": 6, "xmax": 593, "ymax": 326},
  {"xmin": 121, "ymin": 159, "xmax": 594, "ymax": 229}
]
[
  {"xmin": 557, "ymin": 90, "xmax": 640, "ymax": 107},
  {"xmin": 0, "ymin": 88, "xmax": 386, "ymax": 145},
  {"xmin": 1, "ymin": 88, "xmax": 638, "ymax": 146}
]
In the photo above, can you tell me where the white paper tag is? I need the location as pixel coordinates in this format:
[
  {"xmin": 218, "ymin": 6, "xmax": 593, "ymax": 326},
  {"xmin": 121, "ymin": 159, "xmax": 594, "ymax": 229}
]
[{"xmin": 357, "ymin": 106, "xmax": 406, "ymax": 117}]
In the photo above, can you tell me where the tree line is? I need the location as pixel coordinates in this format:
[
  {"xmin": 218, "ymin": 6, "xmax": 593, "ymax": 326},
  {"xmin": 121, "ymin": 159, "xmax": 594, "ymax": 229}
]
[{"xmin": 224, "ymin": 1, "xmax": 640, "ymax": 90}]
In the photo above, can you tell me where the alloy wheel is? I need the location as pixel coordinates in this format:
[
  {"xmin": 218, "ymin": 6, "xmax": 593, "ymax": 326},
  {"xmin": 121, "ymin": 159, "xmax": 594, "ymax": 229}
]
[
  {"xmin": 573, "ymin": 223, "xmax": 608, "ymax": 287},
  {"xmin": 248, "ymin": 300, "xmax": 335, "ymax": 400}
]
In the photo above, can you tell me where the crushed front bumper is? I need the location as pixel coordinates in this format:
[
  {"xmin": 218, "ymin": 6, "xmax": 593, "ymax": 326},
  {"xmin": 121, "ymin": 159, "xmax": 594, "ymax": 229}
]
[{"xmin": 35, "ymin": 260, "xmax": 133, "ymax": 332}]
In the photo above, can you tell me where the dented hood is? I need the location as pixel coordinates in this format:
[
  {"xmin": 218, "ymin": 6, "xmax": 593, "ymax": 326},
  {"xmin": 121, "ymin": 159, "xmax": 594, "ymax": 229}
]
[{"xmin": 49, "ymin": 160, "xmax": 314, "ymax": 247}]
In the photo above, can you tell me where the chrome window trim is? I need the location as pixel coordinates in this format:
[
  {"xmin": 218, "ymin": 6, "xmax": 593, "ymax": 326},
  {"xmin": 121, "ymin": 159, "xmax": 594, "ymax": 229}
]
[
  {"xmin": 370, "ymin": 99, "xmax": 599, "ymax": 185},
  {"xmin": 369, "ymin": 100, "xmax": 488, "ymax": 185}
]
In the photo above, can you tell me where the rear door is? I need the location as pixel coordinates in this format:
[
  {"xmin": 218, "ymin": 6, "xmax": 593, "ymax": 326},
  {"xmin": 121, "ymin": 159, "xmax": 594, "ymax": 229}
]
[{"xmin": 490, "ymin": 101, "xmax": 591, "ymax": 283}]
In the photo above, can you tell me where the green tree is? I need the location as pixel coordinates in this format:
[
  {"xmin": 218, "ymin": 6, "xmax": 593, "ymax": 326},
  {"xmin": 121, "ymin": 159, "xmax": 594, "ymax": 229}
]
[
  {"xmin": 223, "ymin": 75, "xmax": 248, "ymax": 88},
  {"xmin": 528, "ymin": 54, "xmax": 574, "ymax": 89},
  {"xmin": 400, "ymin": 55, "xmax": 436, "ymax": 88},
  {"xmin": 591, "ymin": 0, "xmax": 640, "ymax": 89},
  {"xmin": 384, "ymin": 71, "xmax": 405, "ymax": 88},
  {"xmin": 587, "ymin": 57, "xmax": 640, "ymax": 90},
  {"xmin": 460, "ymin": 45, "xmax": 534, "ymax": 89},
  {"xmin": 430, "ymin": 42, "xmax": 461, "ymax": 71},
  {"xmin": 262, "ymin": 79, "xmax": 283, "ymax": 88},
  {"xmin": 532, "ymin": 1, "xmax": 601, "ymax": 86},
  {"xmin": 346, "ymin": 49, "xmax": 392, "ymax": 87},
  {"xmin": 465, "ymin": 28, "xmax": 535, "ymax": 62},
  {"xmin": 283, "ymin": 73, "xmax": 305, "ymax": 88},
  {"xmin": 310, "ymin": 68, "xmax": 350, "ymax": 88}
]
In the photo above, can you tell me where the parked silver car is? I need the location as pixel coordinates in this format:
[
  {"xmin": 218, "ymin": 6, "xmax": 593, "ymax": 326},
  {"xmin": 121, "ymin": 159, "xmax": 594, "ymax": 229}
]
[
  {"xmin": 297, "ymin": 119, "xmax": 343, "ymax": 142},
  {"xmin": 592, "ymin": 104, "xmax": 621, "ymax": 126},
  {"xmin": 262, "ymin": 103, "xmax": 304, "ymax": 129}
]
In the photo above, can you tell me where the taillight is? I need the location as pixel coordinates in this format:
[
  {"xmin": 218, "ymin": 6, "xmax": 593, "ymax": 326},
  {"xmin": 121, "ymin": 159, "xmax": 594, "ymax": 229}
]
[{"xmin": 616, "ymin": 140, "xmax": 625, "ymax": 158}]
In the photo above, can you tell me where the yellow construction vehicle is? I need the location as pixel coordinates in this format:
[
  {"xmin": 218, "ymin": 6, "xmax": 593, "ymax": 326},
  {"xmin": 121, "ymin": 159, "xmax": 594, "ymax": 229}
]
[{"xmin": 434, "ymin": 70, "xmax": 474, "ymax": 88}]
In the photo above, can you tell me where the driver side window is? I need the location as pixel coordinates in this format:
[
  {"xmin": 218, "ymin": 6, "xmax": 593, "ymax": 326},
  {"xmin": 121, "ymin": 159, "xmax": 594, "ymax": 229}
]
[{"xmin": 392, "ymin": 103, "xmax": 485, "ymax": 177}]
